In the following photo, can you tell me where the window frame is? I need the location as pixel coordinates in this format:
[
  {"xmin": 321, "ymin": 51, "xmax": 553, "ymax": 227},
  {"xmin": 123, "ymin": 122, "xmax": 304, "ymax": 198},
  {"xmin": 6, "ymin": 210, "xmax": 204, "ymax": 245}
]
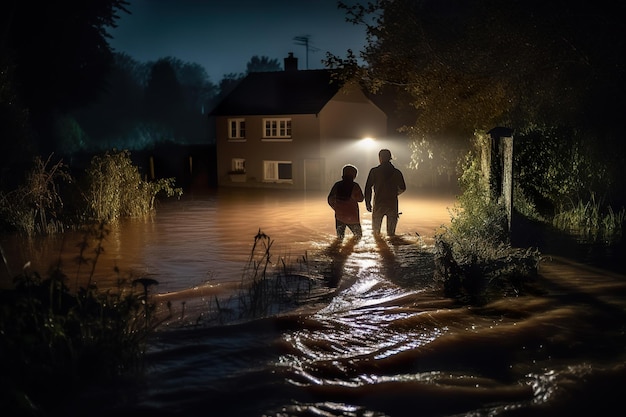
[
  {"xmin": 231, "ymin": 158, "xmax": 246, "ymax": 173},
  {"xmin": 262, "ymin": 118, "xmax": 292, "ymax": 141},
  {"xmin": 228, "ymin": 118, "xmax": 246, "ymax": 140},
  {"xmin": 263, "ymin": 160, "xmax": 293, "ymax": 183}
]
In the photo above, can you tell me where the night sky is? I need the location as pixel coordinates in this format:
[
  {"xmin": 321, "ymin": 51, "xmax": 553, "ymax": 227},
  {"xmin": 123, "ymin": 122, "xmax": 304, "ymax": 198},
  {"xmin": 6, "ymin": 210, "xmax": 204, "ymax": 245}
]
[{"xmin": 108, "ymin": 0, "xmax": 367, "ymax": 83}]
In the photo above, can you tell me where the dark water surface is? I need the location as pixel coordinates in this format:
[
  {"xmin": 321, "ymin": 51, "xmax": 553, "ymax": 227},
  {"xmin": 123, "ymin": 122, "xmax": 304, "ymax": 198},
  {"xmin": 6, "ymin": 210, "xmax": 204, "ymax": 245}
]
[{"xmin": 2, "ymin": 188, "xmax": 625, "ymax": 416}]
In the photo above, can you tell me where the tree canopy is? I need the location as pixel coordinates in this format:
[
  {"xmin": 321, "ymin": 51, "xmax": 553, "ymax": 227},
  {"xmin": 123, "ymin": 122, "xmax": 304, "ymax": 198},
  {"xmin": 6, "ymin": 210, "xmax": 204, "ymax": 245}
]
[
  {"xmin": 246, "ymin": 55, "xmax": 282, "ymax": 73},
  {"xmin": 1, "ymin": 0, "xmax": 130, "ymax": 153},
  {"xmin": 333, "ymin": 0, "xmax": 625, "ymax": 139}
]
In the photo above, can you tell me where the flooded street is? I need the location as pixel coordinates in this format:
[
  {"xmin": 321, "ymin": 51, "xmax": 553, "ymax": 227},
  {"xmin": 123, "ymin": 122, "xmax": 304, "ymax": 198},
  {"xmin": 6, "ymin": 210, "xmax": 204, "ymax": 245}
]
[{"xmin": 2, "ymin": 188, "xmax": 625, "ymax": 416}]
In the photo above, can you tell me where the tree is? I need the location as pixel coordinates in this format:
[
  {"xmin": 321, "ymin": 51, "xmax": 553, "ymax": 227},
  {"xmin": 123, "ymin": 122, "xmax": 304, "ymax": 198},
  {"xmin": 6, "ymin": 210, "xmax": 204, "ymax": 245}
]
[
  {"xmin": 143, "ymin": 57, "xmax": 217, "ymax": 144},
  {"xmin": 330, "ymin": 0, "xmax": 626, "ymax": 203},
  {"xmin": 0, "ymin": 0, "xmax": 130, "ymax": 153},
  {"xmin": 144, "ymin": 59, "xmax": 184, "ymax": 125},
  {"xmin": 246, "ymin": 55, "xmax": 282, "ymax": 73},
  {"xmin": 0, "ymin": 54, "xmax": 33, "ymax": 189},
  {"xmin": 335, "ymin": 0, "xmax": 625, "ymax": 138},
  {"xmin": 71, "ymin": 52, "xmax": 144, "ymax": 151}
]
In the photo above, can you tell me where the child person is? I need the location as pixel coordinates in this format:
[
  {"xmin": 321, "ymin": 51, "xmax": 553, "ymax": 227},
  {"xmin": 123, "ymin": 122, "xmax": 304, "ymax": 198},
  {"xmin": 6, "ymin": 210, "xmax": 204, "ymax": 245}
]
[{"xmin": 327, "ymin": 164, "xmax": 364, "ymax": 240}]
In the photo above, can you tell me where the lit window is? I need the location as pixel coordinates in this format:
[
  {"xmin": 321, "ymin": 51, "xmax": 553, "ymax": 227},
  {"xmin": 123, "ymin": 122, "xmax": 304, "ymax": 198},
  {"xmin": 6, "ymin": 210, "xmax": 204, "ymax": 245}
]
[
  {"xmin": 263, "ymin": 118, "xmax": 291, "ymax": 139},
  {"xmin": 263, "ymin": 160, "xmax": 292, "ymax": 182},
  {"xmin": 228, "ymin": 118, "xmax": 245, "ymax": 139}
]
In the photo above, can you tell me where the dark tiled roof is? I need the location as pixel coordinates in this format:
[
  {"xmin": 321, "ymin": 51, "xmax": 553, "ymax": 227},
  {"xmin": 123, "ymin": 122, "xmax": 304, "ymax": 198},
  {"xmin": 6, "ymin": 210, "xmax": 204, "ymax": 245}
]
[{"xmin": 210, "ymin": 69, "xmax": 341, "ymax": 116}]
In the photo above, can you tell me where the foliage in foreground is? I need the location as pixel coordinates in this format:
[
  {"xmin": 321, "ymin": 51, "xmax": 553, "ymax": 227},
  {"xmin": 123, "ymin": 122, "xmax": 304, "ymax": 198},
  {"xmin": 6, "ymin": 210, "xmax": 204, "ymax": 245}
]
[
  {"xmin": 0, "ymin": 223, "xmax": 159, "ymax": 415},
  {"xmin": 192, "ymin": 230, "xmax": 316, "ymax": 326},
  {"xmin": 435, "ymin": 133, "xmax": 541, "ymax": 302},
  {"xmin": 236, "ymin": 230, "xmax": 313, "ymax": 319}
]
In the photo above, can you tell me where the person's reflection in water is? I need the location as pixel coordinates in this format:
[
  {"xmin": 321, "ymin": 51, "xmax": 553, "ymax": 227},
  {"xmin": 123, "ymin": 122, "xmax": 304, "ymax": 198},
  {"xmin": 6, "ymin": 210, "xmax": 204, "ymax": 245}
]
[
  {"xmin": 374, "ymin": 234, "xmax": 398, "ymax": 282},
  {"xmin": 324, "ymin": 236, "xmax": 359, "ymax": 288}
]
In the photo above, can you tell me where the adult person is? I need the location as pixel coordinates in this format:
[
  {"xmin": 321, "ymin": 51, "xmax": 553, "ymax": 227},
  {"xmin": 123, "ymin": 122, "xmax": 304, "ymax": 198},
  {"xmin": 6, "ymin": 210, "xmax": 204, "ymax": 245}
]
[
  {"xmin": 327, "ymin": 164, "xmax": 364, "ymax": 240},
  {"xmin": 364, "ymin": 149, "xmax": 406, "ymax": 237}
]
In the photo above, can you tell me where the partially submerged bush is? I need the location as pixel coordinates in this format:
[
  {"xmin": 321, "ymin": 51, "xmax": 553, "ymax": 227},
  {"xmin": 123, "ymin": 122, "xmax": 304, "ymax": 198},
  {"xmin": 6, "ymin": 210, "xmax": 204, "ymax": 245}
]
[
  {"xmin": 84, "ymin": 149, "xmax": 182, "ymax": 221},
  {"xmin": 515, "ymin": 125, "xmax": 624, "ymax": 243},
  {"xmin": 0, "ymin": 150, "xmax": 183, "ymax": 236}
]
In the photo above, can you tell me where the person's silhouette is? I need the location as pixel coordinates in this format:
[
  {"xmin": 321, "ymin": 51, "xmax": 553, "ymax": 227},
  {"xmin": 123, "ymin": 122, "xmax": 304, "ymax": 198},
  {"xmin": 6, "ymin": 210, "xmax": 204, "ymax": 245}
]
[
  {"xmin": 364, "ymin": 149, "xmax": 406, "ymax": 237},
  {"xmin": 327, "ymin": 164, "xmax": 364, "ymax": 240}
]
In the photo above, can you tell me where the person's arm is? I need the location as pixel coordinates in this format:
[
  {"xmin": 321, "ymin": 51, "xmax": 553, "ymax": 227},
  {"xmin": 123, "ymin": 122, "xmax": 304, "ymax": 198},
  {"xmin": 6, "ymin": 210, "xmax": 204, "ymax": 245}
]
[
  {"xmin": 353, "ymin": 183, "xmax": 364, "ymax": 202},
  {"xmin": 396, "ymin": 170, "xmax": 406, "ymax": 195},
  {"xmin": 364, "ymin": 170, "xmax": 374, "ymax": 211},
  {"xmin": 328, "ymin": 183, "xmax": 337, "ymax": 208}
]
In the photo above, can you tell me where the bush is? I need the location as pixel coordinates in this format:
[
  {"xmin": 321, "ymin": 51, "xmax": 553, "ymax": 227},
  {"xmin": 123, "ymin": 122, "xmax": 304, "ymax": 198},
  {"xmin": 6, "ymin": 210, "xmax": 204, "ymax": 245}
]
[
  {"xmin": 83, "ymin": 149, "xmax": 182, "ymax": 221},
  {"xmin": 435, "ymin": 132, "xmax": 541, "ymax": 302}
]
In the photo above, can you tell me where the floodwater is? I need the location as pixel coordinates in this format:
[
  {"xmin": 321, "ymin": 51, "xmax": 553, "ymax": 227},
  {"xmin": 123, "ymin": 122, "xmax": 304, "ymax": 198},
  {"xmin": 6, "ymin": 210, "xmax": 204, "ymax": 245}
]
[{"xmin": 2, "ymin": 188, "xmax": 625, "ymax": 416}]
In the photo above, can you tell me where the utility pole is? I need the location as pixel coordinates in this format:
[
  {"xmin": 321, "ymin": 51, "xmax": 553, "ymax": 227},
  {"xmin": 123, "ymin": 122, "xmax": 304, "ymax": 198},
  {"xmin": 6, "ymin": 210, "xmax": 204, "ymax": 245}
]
[{"xmin": 293, "ymin": 35, "xmax": 319, "ymax": 69}]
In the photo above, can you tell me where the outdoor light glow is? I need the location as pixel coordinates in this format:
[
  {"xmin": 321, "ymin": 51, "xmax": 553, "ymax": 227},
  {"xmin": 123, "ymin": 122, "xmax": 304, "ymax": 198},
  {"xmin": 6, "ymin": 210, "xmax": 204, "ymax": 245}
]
[{"xmin": 361, "ymin": 137, "xmax": 376, "ymax": 148}]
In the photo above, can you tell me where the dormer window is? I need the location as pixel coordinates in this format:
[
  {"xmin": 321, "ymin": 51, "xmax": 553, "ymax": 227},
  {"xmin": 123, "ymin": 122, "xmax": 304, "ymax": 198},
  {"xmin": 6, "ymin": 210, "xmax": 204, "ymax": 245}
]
[
  {"xmin": 228, "ymin": 118, "xmax": 245, "ymax": 140},
  {"xmin": 263, "ymin": 118, "xmax": 291, "ymax": 139}
]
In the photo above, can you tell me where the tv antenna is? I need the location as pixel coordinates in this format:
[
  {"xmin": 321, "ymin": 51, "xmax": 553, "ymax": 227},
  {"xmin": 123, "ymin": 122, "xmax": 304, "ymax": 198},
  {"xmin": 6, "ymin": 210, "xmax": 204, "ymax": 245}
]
[{"xmin": 293, "ymin": 35, "xmax": 319, "ymax": 69}]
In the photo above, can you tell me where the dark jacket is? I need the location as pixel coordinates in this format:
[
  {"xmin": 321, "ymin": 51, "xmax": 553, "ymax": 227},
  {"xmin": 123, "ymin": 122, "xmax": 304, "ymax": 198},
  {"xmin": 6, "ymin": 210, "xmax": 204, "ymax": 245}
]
[{"xmin": 364, "ymin": 161, "xmax": 406, "ymax": 209}]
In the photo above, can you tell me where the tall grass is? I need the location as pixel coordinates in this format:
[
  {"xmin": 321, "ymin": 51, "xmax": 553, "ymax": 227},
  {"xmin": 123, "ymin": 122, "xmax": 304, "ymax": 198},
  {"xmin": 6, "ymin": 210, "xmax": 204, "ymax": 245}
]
[
  {"xmin": 0, "ymin": 150, "xmax": 182, "ymax": 236},
  {"xmin": 552, "ymin": 194, "xmax": 625, "ymax": 242},
  {"xmin": 236, "ymin": 230, "xmax": 313, "ymax": 319},
  {"xmin": 195, "ymin": 230, "xmax": 315, "ymax": 325},
  {"xmin": 84, "ymin": 149, "xmax": 182, "ymax": 221},
  {"xmin": 0, "ymin": 222, "xmax": 159, "ymax": 415},
  {"xmin": 0, "ymin": 154, "xmax": 71, "ymax": 235}
]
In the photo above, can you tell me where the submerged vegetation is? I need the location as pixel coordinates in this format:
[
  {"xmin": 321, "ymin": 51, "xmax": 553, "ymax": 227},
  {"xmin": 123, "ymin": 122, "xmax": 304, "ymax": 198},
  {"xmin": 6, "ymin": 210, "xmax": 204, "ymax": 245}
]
[
  {"xmin": 236, "ymin": 230, "xmax": 314, "ymax": 319},
  {"xmin": 0, "ymin": 223, "xmax": 160, "ymax": 416},
  {"xmin": 84, "ymin": 149, "xmax": 182, "ymax": 222},
  {"xmin": 0, "ymin": 150, "xmax": 182, "ymax": 236},
  {"xmin": 552, "ymin": 195, "xmax": 625, "ymax": 243},
  {"xmin": 514, "ymin": 125, "xmax": 625, "ymax": 241},
  {"xmin": 196, "ymin": 230, "xmax": 317, "ymax": 326}
]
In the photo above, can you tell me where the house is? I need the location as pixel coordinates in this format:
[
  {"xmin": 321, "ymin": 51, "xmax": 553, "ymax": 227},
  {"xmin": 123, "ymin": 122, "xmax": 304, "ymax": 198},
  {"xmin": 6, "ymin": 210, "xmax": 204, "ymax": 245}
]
[{"xmin": 210, "ymin": 53, "xmax": 387, "ymax": 191}]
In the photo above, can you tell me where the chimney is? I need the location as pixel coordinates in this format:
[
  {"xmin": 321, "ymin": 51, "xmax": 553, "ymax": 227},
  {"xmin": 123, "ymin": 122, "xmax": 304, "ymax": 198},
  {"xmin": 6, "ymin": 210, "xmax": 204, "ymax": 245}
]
[{"xmin": 284, "ymin": 52, "xmax": 298, "ymax": 71}]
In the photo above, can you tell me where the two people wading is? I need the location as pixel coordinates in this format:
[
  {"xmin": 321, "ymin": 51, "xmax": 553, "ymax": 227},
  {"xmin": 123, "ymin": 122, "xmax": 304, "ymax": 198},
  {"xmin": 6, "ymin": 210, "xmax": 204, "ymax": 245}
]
[{"xmin": 328, "ymin": 149, "xmax": 406, "ymax": 241}]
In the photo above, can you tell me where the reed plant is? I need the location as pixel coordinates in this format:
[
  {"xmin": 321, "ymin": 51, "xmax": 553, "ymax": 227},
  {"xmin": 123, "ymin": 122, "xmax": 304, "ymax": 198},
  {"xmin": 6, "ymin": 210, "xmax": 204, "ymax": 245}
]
[
  {"xmin": 0, "ymin": 154, "xmax": 71, "ymax": 236},
  {"xmin": 0, "ymin": 150, "xmax": 182, "ymax": 236},
  {"xmin": 0, "ymin": 222, "xmax": 159, "ymax": 415},
  {"xmin": 235, "ymin": 230, "xmax": 314, "ymax": 319},
  {"xmin": 552, "ymin": 194, "xmax": 625, "ymax": 242}
]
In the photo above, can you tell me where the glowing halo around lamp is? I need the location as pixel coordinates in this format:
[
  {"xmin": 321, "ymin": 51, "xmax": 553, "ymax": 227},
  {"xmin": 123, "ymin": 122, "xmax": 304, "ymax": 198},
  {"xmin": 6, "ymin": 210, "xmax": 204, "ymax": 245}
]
[{"xmin": 360, "ymin": 137, "xmax": 376, "ymax": 148}]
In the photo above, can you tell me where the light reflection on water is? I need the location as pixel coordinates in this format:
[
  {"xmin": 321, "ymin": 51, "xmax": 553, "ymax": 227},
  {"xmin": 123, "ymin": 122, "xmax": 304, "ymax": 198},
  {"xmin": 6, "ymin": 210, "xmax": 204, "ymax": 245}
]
[
  {"xmin": 1, "ymin": 188, "xmax": 453, "ymax": 295},
  {"xmin": 3, "ymin": 188, "xmax": 626, "ymax": 416}
]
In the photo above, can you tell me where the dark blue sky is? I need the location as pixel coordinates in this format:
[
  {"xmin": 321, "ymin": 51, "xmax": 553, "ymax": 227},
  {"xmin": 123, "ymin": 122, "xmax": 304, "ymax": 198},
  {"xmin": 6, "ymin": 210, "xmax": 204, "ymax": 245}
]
[{"xmin": 109, "ymin": 0, "xmax": 367, "ymax": 83}]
